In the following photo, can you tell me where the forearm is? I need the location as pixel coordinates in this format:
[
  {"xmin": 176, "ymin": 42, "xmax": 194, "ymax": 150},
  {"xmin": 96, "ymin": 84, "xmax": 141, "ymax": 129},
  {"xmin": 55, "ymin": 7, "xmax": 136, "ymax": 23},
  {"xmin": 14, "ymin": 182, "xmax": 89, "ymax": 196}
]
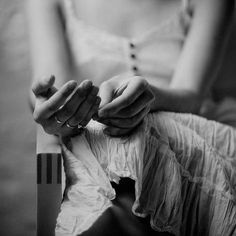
[
  {"xmin": 148, "ymin": 0, "xmax": 234, "ymax": 115},
  {"xmin": 26, "ymin": 0, "xmax": 75, "ymax": 110},
  {"xmin": 150, "ymin": 85, "xmax": 202, "ymax": 114}
]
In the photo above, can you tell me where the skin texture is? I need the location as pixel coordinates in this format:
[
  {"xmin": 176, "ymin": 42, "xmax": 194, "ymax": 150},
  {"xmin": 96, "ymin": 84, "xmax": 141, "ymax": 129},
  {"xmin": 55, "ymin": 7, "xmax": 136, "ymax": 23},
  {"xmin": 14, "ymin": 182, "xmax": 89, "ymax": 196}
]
[
  {"xmin": 27, "ymin": 1, "xmax": 235, "ymax": 234},
  {"xmin": 32, "ymin": 76, "xmax": 101, "ymax": 137},
  {"xmin": 95, "ymin": 75, "xmax": 154, "ymax": 136},
  {"xmin": 27, "ymin": 0, "xmax": 234, "ymax": 137}
]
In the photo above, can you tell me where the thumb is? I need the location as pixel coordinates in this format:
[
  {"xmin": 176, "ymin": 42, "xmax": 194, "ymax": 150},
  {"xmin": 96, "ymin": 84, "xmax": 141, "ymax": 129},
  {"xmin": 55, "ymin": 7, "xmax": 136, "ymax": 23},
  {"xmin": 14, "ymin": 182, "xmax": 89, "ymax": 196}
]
[
  {"xmin": 32, "ymin": 75, "xmax": 55, "ymax": 97},
  {"xmin": 98, "ymin": 81, "xmax": 114, "ymax": 110}
]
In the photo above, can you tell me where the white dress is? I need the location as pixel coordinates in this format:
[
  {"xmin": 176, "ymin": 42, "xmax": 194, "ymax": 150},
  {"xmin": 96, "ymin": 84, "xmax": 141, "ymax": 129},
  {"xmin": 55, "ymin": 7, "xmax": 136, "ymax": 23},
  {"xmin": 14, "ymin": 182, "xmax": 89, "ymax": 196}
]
[{"xmin": 55, "ymin": 0, "xmax": 236, "ymax": 235}]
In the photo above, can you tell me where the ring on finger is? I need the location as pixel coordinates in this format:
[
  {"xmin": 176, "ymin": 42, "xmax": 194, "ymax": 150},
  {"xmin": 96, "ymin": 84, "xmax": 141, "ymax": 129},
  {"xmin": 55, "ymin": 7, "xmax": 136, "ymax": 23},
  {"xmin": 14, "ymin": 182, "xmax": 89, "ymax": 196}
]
[
  {"xmin": 77, "ymin": 124, "xmax": 83, "ymax": 129},
  {"xmin": 66, "ymin": 121, "xmax": 83, "ymax": 129},
  {"xmin": 55, "ymin": 115, "xmax": 63, "ymax": 124}
]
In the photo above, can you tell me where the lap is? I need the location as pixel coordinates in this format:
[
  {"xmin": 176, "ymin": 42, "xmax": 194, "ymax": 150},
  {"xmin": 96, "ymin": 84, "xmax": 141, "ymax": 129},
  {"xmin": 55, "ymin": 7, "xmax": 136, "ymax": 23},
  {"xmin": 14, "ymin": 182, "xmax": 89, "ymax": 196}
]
[
  {"xmin": 81, "ymin": 178, "xmax": 173, "ymax": 236},
  {"xmin": 58, "ymin": 112, "xmax": 236, "ymax": 236}
]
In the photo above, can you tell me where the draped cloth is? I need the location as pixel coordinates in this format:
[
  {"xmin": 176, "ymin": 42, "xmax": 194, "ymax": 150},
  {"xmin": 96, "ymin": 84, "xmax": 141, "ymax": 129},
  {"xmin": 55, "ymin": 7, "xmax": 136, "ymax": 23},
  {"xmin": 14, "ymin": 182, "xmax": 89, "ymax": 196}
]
[{"xmin": 55, "ymin": 112, "xmax": 236, "ymax": 236}]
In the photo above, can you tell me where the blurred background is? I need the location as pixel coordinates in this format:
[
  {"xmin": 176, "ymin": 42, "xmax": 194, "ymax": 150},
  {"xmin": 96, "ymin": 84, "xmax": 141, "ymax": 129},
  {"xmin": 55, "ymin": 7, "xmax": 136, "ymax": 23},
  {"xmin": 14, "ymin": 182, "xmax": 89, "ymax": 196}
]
[
  {"xmin": 0, "ymin": 0, "xmax": 35, "ymax": 235},
  {"xmin": 0, "ymin": 1, "xmax": 235, "ymax": 236}
]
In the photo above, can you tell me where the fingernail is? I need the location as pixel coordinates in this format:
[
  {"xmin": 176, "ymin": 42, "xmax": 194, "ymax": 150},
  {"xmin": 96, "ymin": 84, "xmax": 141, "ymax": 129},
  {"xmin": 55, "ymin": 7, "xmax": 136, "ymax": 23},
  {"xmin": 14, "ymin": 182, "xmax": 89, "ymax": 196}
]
[
  {"xmin": 99, "ymin": 110, "xmax": 107, "ymax": 117},
  {"xmin": 83, "ymin": 80, "xmax": 93, "ymax": 89},
  {"xmin": 68, "ymin": 81, "xmax": 77, "ymax": 90},
  {"xmin": 49, "ymin": 75, "xmax": 55, "ymax": 82},
  {"xmin": 44, "ymin": 75, "xmax": 55, "ymax": 84}
]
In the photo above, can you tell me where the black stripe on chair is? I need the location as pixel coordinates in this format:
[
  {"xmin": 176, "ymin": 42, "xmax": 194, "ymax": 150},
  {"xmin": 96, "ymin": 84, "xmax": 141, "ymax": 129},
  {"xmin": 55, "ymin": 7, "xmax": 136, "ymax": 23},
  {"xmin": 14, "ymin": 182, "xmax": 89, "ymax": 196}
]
[
  {"xmin": 46, "ymin": 154, "xmax": 52, "ymax": 184},
  {"xmin": 37, "ymin": 154, "xmax": 42, "ymax": 184},
  {"xmin": 37, "ymin": 153, "xmax": 62, "ymax": 184}
]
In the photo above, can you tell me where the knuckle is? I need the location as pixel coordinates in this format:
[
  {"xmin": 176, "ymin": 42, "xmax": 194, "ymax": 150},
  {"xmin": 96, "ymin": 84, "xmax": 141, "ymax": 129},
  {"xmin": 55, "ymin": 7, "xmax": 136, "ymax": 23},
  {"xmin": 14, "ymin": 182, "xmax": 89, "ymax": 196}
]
[
  {"xmin": 43, "ymin": 125, "xmax": 55, "ymax": 135},
  {"xmin": 33, "ymin": 111, "xmax": 42, "ymax": 123},
  {"xmin": 45, "ymin": 129, "xmax": 54, "ymax": 135}
]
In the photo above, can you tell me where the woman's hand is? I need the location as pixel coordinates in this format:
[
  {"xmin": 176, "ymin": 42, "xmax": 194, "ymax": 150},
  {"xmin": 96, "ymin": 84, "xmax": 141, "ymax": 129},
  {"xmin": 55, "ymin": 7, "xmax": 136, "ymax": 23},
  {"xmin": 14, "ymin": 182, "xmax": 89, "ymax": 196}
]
[
  {"xmin": 32, "ymin": 76, "xmax": 101, "ymax": 137},
  {"xmin": 96, "ymin": 75, "xmax": 154, "ymax": 136}
]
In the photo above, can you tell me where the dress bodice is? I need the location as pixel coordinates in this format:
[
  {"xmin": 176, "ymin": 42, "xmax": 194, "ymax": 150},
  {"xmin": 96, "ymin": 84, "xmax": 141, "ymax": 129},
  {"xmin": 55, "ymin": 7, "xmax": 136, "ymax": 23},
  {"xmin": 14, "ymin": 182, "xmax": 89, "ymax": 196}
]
[{"xmin": 63, "ymin": 0, "xmax": 192, "ymax": 87}]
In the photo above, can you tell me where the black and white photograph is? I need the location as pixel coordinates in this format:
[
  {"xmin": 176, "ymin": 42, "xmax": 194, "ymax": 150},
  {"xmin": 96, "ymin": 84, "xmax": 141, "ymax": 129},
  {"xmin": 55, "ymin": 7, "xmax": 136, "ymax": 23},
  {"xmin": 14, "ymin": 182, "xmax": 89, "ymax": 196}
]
[{"xmin": 0, "ymin": 0, "xmax": 236, "ymax": 235}]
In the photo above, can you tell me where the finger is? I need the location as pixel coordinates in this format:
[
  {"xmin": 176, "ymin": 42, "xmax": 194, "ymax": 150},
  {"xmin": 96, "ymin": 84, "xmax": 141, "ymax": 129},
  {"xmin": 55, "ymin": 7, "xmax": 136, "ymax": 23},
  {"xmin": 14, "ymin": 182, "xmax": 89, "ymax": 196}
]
[
  {"xmin": 98, "ymin": 106, "xmax": 150, "ymax": 129},
  {"xmin": 55, "ymin": 80, "xmax": 93, "ymax": 122},
  {"xmin": 113, "ymin": 90, "xmax": 154, "ymax": 118},
  {"xmin": 33, "ymin": 81, "xmax": 77, "ymax": 122},
  {"xmin": 59, "ymin": 125, "xmax": 84, "ymax": 138},
  {"xmin": 32, "ymin": 75, "xmax": 55, "ymax": 97},
  {"xmin": 42, "ymin": 116, "xmax": 84, "ymax": 137},
  {"xmin": 103, "ymin": 126, "xmax": 135, "ymax": 137},
  {"xmin": 67, "ymin": 86, "xmax": 99, "ymax": 126},
  {"xmin": 99, "ymin": 77, "xmax": 148, "ymax": 117},
  {"xmin": 98, "ymin": 81, "xmax": 114, "ymax": 109},
  {"xmin": 80, "ymin": 96, "xmax": 101, "ymax": 127}
]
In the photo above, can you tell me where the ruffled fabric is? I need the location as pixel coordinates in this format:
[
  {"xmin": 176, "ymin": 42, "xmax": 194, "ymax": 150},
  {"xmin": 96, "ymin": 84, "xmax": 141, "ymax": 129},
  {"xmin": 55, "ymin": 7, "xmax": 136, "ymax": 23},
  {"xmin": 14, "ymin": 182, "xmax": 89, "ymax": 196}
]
[{"xmin": 56, "ymin": 112, "xmax": 236, "ymax": 236}]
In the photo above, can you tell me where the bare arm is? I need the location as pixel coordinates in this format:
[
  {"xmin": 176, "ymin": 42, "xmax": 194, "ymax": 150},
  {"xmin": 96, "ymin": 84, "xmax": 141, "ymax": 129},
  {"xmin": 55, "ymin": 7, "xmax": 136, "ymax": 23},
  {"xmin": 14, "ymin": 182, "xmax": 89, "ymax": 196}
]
[
  {"xmin": 90, "ymin": 0, "xmax": 234, "ymax": 137},
  {"xmin": 150, "ymin": 0, "xmax": 235, "ymax": 114},
  {"xmin": 26, "ymin": 0, "xmax": 74, "ymax": 105},
  {"xmin": 27, "ymin": 0, "xmax": 100, "ymax": 137}
]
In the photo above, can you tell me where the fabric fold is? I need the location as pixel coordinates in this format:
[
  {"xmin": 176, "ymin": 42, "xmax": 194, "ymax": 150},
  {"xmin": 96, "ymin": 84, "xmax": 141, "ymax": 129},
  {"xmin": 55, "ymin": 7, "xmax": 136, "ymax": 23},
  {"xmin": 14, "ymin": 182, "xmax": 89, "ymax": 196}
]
[{"xmin": 56, "ymin": 112, "xmax": 236, "ymax": 236}]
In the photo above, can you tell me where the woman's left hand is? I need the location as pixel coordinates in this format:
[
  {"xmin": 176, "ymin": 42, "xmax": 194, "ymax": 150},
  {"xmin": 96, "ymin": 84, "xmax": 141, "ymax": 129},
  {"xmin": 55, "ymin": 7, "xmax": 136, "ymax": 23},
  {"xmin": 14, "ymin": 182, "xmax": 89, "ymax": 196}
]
[{"xmin": 96, "ymin": 75, "xmax": 155, "ymax": 136}]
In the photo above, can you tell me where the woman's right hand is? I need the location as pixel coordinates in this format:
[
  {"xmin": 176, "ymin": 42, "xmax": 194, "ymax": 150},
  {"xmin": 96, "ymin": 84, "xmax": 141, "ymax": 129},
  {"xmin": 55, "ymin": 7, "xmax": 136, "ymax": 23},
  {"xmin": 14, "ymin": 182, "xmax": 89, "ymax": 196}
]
[{"xmin": 32, "ymin": 76, "xmax": 101, "ymax": 137}]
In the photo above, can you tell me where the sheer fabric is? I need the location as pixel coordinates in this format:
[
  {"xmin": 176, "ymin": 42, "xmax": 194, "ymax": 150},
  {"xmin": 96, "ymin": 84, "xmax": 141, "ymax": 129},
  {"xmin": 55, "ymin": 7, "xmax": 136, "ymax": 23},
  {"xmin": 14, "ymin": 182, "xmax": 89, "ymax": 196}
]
[{"xmin": 56, "ymin": 113, "xmax": 236, "ymax": 236}]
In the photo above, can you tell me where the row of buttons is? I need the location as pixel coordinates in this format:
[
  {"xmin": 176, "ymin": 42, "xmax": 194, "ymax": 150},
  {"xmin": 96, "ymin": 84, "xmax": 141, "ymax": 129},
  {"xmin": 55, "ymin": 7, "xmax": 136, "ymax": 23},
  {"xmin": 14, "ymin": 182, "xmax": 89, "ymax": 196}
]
[{"xmin": 129, "ymin": 42, "xmax": 139, "ymax": 75}]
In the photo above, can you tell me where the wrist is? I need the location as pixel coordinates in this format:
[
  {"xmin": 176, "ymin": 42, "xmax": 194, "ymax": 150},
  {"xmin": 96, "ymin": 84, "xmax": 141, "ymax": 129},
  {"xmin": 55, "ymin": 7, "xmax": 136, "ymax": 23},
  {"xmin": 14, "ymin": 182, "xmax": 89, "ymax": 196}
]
[{"xmin": 149, "ymin": 86, "xmax": 203, "ymax": 114}]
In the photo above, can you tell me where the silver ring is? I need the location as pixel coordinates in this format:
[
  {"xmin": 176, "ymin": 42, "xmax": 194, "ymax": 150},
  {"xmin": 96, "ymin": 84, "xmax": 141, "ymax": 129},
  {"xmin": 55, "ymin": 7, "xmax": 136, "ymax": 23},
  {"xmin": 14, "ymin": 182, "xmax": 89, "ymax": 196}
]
[
  {"xmin": 55, "ymin": 115, "xmax": 63, "ymax": 124},
  {"xmin": 77, "ymin": 124, "xmax": 83, "ymax": 129},
  {"xmin": 66, "ymin": 122, "xmax": 83, "ymax": 129}
]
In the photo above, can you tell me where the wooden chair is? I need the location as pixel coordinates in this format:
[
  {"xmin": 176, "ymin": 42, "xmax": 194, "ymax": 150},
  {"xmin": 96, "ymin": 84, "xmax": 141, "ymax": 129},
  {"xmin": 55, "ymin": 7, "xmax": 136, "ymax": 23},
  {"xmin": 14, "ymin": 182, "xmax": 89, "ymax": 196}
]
[{"xmin": 37, "ymin": 125, "xmax": 63, "ymax": 236}]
